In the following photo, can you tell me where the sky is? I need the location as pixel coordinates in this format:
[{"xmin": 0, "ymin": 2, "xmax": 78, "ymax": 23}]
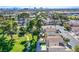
[{"xmin": 0, "ymin": 0, "xmax": 79, "ymax": 8}]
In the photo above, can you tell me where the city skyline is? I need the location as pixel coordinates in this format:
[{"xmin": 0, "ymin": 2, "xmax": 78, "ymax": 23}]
[{"xmin": 0, "ymin": 6, "xmax": 79, "ymax": 9}]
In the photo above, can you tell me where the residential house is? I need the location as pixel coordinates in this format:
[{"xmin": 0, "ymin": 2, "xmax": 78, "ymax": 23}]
[{"xmin": 41, "ymin": 25, "xmax": 71, "ymax": 52}]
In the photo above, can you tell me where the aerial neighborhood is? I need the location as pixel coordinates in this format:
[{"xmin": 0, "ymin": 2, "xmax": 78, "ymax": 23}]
[{"xmin": 0, "ymin": 7, "xmax": 79, "ymax": 52}]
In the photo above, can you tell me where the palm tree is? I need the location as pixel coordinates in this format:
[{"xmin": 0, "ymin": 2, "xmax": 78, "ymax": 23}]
[
  {"xmin": 18, "ymin": 13, "xmax": 30, "ymax": 33},
  {"xmin": 18, "ymin": 12, "xmax": 30, "ymax": 24},
  {"xmin": 0, "ymin": 16, "xmax": 15, "ymax": 51},
  {"xmin": 0, "ymin": 15, "xmax": 8, "ymax": 38},
  {"xmin": 27, "ymin": 11, "xmax": 47, "ymax": 34},
  {"xmin": 18, "ymin": 27, "xmax": 26, "ymax": 37},
  {"xmin": 26, "ymin": 18, "xmax": 36, "ymax": 33},
  {"xmin": 6, "ymin": 16, "xmax": 18, "ymax": 40},
  {"xmin": 36, "ymin": 12, "xmax": 47, "ymax": 30},
  {"xmin": 52, "ymin": 13, "xmax": 58, "ymax": 32},
  {"xmin": 57, "ymin": 13, "xmax": 69, "ymax": 26},
  {"xmin": 18, "ymin": 13, "xmax": 29, "ymax": 18},
  {"xmin": 25, "ymin": 11, "xmax": 48, "ymax": 51}
]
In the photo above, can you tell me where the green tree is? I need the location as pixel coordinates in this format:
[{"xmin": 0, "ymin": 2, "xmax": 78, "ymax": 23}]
[
  {"xmin": 52, "ymin": 13, "xmax": 58, "ymax": 31},
  {"xmin": 52, "ymin": 13, "xmax": 69, "ymax": 26},
  {"xmin": 0, "ymin": 15, "xmax": 9, "ymax": 37},
  {"xmin": 64, "ymin": 22, "xmax": 71, "ymax": 31},
  {"xmin": 74, "ymin": 45, "xmax": 79, "ymax": 52},
  {"xmin": 18, "ymin": 13, "xmax": 29, "ymax": 18},
  {"xmin": 27, "ymin": 11, "xmax": 47, "ymax": 34},
  {"xmin": 0, "ymin": 37, "xmax": 14, "ymax": 52},
  {"xmin": 5, "ymin": 16, "xmax": 18, "ymax": 40},
  {"xmin": 63, "ymin": 38, "xmax": 70, "ymax": 46},
  {"xmin": 18, "ymin": 27, "xmax": 26, "ymax": 37},
  {"xmin": 35, "ymin": 12, "xmax": 47, "ymax": 32}
]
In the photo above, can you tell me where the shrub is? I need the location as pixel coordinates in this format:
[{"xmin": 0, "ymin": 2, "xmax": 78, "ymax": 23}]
[
  {"xmin": 74, "ymin": 45, "xmax": 79, "ymax": 52},
  {"xmin": 20, "ymin": 41, "xmax": 26, "ymax": 45}
]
